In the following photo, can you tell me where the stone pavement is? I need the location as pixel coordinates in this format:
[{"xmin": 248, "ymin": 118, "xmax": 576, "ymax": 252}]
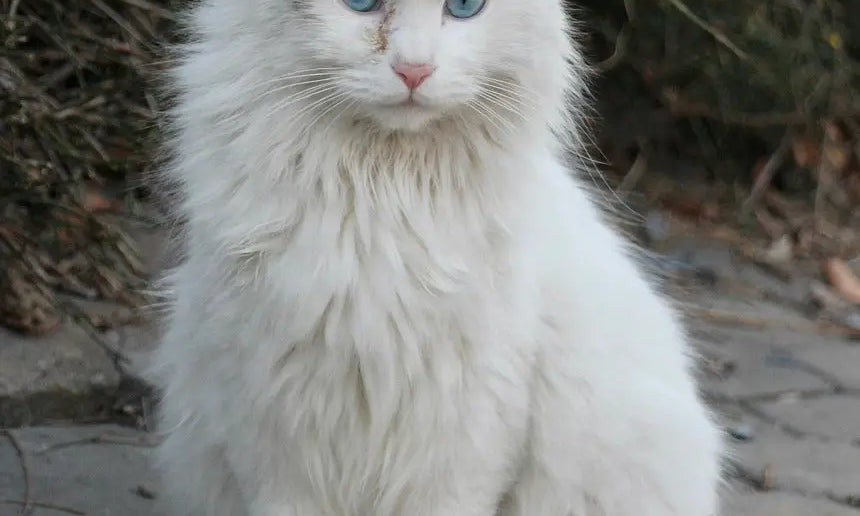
[
  {"xmin": 699, "ymin": 320, "xmax": 860, "ymax": 516},
  {"xmin": 676, "ymin": 240, "xmax": 860, "ymax": 515},
  {"xmin": 1, "ymin": 239, "xmax": 859, "ymax": 515},
  {"xmin": 0, "ymin": 425, "xmax": 161, "ymax": 516}
]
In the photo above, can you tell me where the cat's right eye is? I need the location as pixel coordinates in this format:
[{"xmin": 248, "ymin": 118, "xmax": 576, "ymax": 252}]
[
  {"xmin": 344, "ymin": 0, "xmax": 381, "ymax": 12},
  {"xmin": 445, "ymin": 0, "xmax": 485, "ymax": 18}
]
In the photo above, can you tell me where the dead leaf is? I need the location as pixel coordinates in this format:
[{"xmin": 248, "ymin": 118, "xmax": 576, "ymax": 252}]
[
  {"xmin": 821, "ymin": 140, "xmax": 851, "ymax": 174},
  {"xmin": 82, "ymin": 187, "xmax": 119, "ymax": 213},
  {"xmin": 755, "ymin": 209, "xmax": 787, "ymax": 238},
  {"xmin": 810, "ymin": 281, "xmax": 852, "ymax": 312},
  {"xmin": 659, "ymin": 195, "xmax": 718, "ymax": 221},
  {"xmin": 823, "ymin": 258, "xmax": 860, "ymax": 304},
  {"xmin": 0, "ymin": 261, "xmax": 62, "ymax": 336},
  {"xmin": 706, "ymin": 224, "xmax": 746, "ymax": 246},
  {"xmin": 791, "ymin": 134, "xmax": 820, "ymax": 168},
  {"xmin": 822, "ymin": 119, "xmax": 844, "ymax": 141},
  {"xmin": 819, "ymin": 119, "xmax": 851, "ymax": 174},
  {"xmin": 762, "ymin": 235, "xmax": 794, "ymax": 265},
  {"xmin": 847, "ymin": 170, "xmax": 860, "ymax": 200},
  {"xmin": 795, "ymin": 227, "xmax": 816, "ymax": 256}
]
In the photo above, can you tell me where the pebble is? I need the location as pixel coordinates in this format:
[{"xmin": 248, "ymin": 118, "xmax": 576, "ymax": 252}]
[{"xmin": 728, "ymin": 422, "xmax": 756, "ymax": 442}]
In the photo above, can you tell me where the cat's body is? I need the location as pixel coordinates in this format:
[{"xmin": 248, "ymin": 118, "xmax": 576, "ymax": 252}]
[{"xmin": 150, "ymin": 0, "xmax": 724, "ymax": 515}]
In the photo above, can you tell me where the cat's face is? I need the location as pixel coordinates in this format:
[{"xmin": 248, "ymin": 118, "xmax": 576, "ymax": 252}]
[{"xmin": 222, "ymin": 0, "xmax": 573, "ymax": 132}]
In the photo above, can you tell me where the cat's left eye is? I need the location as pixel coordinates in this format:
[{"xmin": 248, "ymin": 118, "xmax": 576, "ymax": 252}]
[
  {"xmin": 445, "ymin": 0, "xmax": 485, "ymax": 18},
  {"xmin": 344, "ymin": 0, "xmax": 380, "ymax": 12}
]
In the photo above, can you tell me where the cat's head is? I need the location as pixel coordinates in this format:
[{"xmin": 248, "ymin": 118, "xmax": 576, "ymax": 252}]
[{"xmin": 188, "ymin": 0, "xmax": 583, "ymax": 134}]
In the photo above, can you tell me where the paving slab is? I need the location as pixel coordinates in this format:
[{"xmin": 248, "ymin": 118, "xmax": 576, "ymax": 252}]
[
  {"xmin": 731, "ymin": 421, "xmax": 860, "ymax": 500},
  {"xmin": 724, "ymin": 487, "xmax": 860, "ymax": 516},
  {"xmin": 0, "ymin": 324, "xmax": 121, "ymax": 427},
  {"xmin": 696, "ymin": 325, "xmax": 833, "ymax": 399},
  {"xmin": 791, "ymin": 343, "xmax": 860, "ymax": 390},
  {"xmin": 1, "ymin": 237, "xmax": 858, "ymax": 515},
  {"xmin": 754, "ymin": 394, "xmax": 860, "ymax": 442},
  {"xmin": 0, "ymin": 425, "xmax": 161, "ymax": 516},
  {"xmin": 0, "ymin": 222, "xmax": 167, "ymax": 429}
]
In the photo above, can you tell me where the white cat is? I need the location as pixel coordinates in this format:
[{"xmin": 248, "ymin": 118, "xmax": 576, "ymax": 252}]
[{"xmin": 149, "ymin": 0, "xmax": 725, "ymax": 514}]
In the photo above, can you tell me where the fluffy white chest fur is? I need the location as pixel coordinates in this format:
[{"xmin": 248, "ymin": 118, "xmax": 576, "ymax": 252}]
[{"xmin": 149, "ymin": 0, "xmax": 725, "ymax": 515}]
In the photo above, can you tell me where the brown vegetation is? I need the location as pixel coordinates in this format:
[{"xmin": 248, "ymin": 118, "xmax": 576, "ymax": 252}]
[{"xmin": 1, "ymin": 0, "xmax": 858, "ymax": 335}]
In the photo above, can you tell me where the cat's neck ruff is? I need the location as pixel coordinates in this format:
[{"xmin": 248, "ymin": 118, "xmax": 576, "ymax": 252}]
[{"xmin": 178, "ymin": 97, "xmax": 552, "ymax": 256}]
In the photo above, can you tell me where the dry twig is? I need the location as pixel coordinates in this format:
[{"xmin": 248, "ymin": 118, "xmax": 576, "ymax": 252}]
[
  {"xmin": 740, "ymin": 131, "xmax": 792, "ymax": 216},
  {"xmin": 2, "ymin": 500, "xmax": 85, "ymax": 516},
  {"xmin": 1, "ymin": 429, "xmax": 32, "ymax": 516},
  {"xmin": 0, "ymin": 0, "xmax": 174, "ymax": 334}
]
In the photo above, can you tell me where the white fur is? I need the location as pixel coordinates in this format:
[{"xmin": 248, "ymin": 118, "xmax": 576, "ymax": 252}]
[{"xmin": 149, "ymin": 0, "xmax": 725, "ymax": 514}]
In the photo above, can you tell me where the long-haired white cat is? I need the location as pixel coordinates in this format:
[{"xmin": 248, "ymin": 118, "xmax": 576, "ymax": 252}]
[{"xmin": 149, "ymin": 0, "xmax": 725, "ymax": 514}]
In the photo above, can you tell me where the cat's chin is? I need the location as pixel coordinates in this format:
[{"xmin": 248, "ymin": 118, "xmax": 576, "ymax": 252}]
[{"xmin": 365, "ymin": 102, "xmax": 446, "ymax": 132}]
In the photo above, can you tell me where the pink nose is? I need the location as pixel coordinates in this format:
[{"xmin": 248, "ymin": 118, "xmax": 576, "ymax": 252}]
[{"xmin": 392, "ymin": 63, "xmax": 435, "ymax": 90}]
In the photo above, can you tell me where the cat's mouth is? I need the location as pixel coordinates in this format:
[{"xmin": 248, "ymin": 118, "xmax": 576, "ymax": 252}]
[
  {"xmin": 368, "ymin": 96, "xmax": 443, "ymax": 131},
  {"xmin": 392, "ymin": 90, "xmax": 427, "ymax": 107},
  {"xmin": 384, "ymin": 95, "xmax": 435, "ymax": 112}
]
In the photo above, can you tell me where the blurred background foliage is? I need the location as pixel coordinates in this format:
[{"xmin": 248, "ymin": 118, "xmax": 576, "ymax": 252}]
[{"xmin": 1, "ymin": 0, "xmax": 858, "ymax": 335}]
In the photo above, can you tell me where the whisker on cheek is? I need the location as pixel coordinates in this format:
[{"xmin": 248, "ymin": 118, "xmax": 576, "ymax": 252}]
[
  {"xmin": 216, "ymin": 84, "xmax": 339, "ymax": 128},
  {"xmin": 476, "ymin": 91, "xmax": 526, "ymax": 122},
  {"xmin": 280, "ymin": 88, "xmax": 351, "ymax": 128},
  {"xmin": 480, "ymin": 85, "xmax": 534, "ymax": 109},
  {"xmin": 248, "ymin": 77, "xmax": 341, "ymax": 105},
  {"xmin": 248, "ymin": 68, "xmax": 344, "ymax": 90},
  {"xmin": 466, "ymin": 100, "xmax": 510, "ymax": 136},
  {"xmin": 321, "ymin": 99, "xmax": 358, "ymax": 135},
  {"xmin": 258, "ymin": 88, "xmax": 343, "ymax": 130},
  {"xmin": 309, "ymin": 96, "xmax": 357, "ymax": 134}
]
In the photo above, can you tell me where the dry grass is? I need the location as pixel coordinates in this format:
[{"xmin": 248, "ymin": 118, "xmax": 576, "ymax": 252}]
[
  {"xmin": 589, "ymin": 0, "xmax": 860, "ymax": 125},
  {"xmin": 585, "ymin": 0, "xmax": 860, "ymax": 264},
  {"xmin": 0, "ymin": 0, "xmax": 175, "ymax": 335},
  {"xmin": 0, "ymin": 0, "xmax": 858, "ymax": 336}
]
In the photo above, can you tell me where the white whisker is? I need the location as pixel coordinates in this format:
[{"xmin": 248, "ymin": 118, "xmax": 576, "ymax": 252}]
[
  {"xmin": 466, "ymin": 99, "xmax": 510, "ymax": 135},
  {"xmin": 254, "ymin": 68, "xmax": 343, "ymax": 86},
  {"xmin": 266, "ymin": 85, "xmax": 342, "ymax": 119},
  {"xmin": 478, "ymin": 97, "xmax": 516, "ymax": 131},
  {"xmin": 278, "ymin": 89, "xmax": 349, "ymax": 130},
  {"xmin": 249, "ymin": 79, "xmax": 338, "ymax": 106},
  {"xmin": 480, "ymin": 83, "xmax": 535, "ymax": 109},
  {"xmin": 477, "ymin": 91, "xmax": 525, "ymax": 121},
  {"xmin": 320, "ymin": 99, "xmax": 357, "ymax": 136},
  {"xmin": 304, "ymin": 93, "xmax": 354, "ymax": 131},
  {"xmin": 480, "ymin": 76, "xmax": 533, "ymax": 94},
  {"xmin": 254, "ymin": 79, "xmax": 332, "ymax": 106}
]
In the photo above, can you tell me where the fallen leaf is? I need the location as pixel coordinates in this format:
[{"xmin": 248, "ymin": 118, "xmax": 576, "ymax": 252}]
[
  {"xmin": 659, "ymin": 195, "xmax": 717, "ymax": 221},
  {"xmin": 821, "ymin": 140, "xmax": 851, "ymax": 174},
  {"xmin": 706, "ymin": 224, "xmax": 746, "ymax": 246},
  {"xmin": 822, "ymin": 119, "xmax": 844, "ymax": 141},
  {"xmin": 810, "ymin": 281, "xmax": 852, "ymax": 312},
  {"xmin": 82, "ymin": 187, "xmax": 120, "ymax": 213},
  {"xmin": 818, "ymin": 120, "xmax": 851, "ymax": 174},
  {"xmin": 823, "ymin": 258, "xmax": 860, "ymax": 304},
  {"xmin": 755, "ymin": 209, "xmax": 787, "ymax": 238},
  {"xmin": 847, "ymin": 170, "xmax": 860, "ymax": 200},
  {"xmin": 791, "ymin": 134, "xmax": 820, "ymax": 168},
  {"xmin": 762, "ymin": 235, "xmax": 794, "ymax": 265}
]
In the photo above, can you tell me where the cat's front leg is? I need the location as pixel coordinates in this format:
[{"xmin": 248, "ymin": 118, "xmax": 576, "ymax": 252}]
[
  {"xmin": 232, "ymin": 457, "xmax": 328, "ymax": 516},
  {"xmin": 500, "ymin": 333, "xmax": 724, "ymax": 516}
]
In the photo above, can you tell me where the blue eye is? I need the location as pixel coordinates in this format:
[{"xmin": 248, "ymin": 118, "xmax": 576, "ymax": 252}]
[
  {"xmin": 345, "ymin": 0, "xmax": 380, "ymax": 12},
  {"xmin": 445, "ymin": 0, "xmax": 485, "ymax": 18}
]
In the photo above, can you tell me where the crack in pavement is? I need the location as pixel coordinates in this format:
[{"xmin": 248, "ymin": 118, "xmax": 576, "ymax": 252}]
[{"xmin": 729, "ymin": 462, "xmax": 860, "ymax": 512}]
